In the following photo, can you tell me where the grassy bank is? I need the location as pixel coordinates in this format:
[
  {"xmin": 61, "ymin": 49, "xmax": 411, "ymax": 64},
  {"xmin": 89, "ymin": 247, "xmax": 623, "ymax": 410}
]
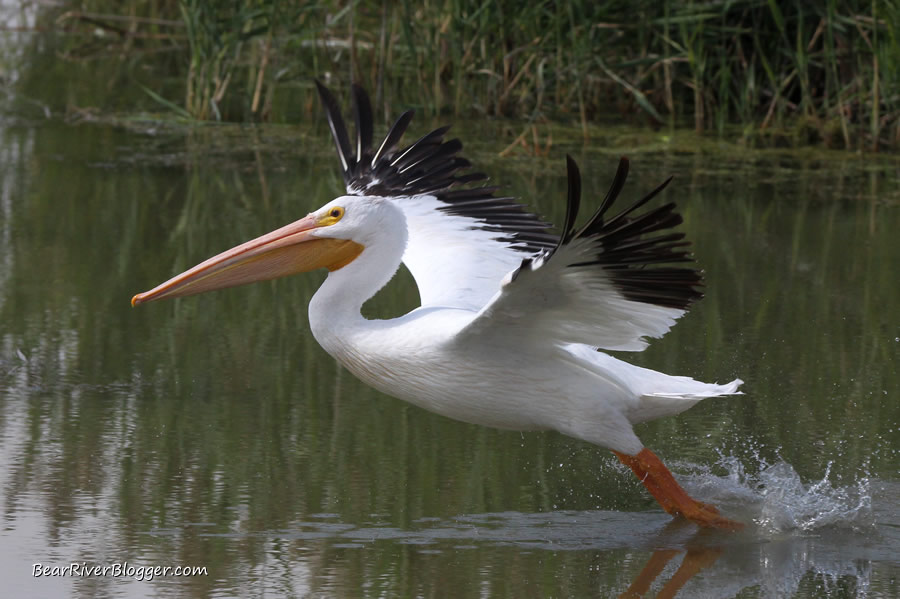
[{"xmin": 19, "ymin": 0, "xmax": 900, "ymax": 151}]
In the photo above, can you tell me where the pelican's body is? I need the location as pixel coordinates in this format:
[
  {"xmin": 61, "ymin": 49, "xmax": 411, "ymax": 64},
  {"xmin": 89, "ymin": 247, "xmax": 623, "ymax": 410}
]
[
  {"xmin": 133, "ymin": 83, "xmax": 744, "ymax": 529},
  {"xmin": 322, "ymin": 316, "xmax": 735, "ymax": 453},
  {"xmin": 306, "ymin": 199, "xmax": 737, "ymax": 453}
]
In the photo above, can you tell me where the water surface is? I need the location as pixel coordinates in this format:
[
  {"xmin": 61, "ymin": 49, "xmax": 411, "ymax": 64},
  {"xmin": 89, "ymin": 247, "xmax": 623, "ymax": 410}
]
[{"xmin": 0, "ymin": 117, "xmax": 897, "ymax": 598}]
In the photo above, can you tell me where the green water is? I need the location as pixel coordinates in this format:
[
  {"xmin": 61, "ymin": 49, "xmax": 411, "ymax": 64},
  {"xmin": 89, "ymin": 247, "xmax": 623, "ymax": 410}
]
[{"xmin": 0, "ymin": 115, "xmax": 898, "ymax": 598}]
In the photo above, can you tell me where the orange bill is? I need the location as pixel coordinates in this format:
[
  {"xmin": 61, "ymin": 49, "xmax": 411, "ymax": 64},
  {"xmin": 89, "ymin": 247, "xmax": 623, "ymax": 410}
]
[{"xmin": 132, "ymin": 213, "xmax": 363, "ymax": 306}]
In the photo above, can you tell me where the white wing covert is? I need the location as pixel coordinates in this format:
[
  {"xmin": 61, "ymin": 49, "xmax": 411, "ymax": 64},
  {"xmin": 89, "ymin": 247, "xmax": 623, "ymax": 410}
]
[
  {"xmin": 456, "ymin": 156, "xmax": 704, "ymax": 352},
  {"xmin": 316, "ymin": 82, "xmax": 557, "ymax": 310}
]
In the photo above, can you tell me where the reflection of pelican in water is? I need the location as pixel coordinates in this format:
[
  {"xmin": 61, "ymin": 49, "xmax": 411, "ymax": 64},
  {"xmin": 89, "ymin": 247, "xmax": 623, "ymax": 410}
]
[
  {"xmin": 133, "ymin": 82, "xmax": 743, "ymax": 529},
  {"xmin": 263, "ymin": 499, "xmax": 884, "ymax": 597},
  {"xmin": 298, "ymin": 498, "xmax": 884, "ymax": 596},
  {"xmin": 620, "ymin": 547, "xmax": 723, "ymax": 599}
]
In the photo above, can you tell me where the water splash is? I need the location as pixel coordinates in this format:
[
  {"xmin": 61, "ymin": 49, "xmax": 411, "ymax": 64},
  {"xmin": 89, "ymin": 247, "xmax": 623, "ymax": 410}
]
[
  {"xmin": 753, "ymin": 460, "xmax": 873, "ymax": 532},
  {"xmin": 679, "ymin": 449, "xmax": 874, "ymax": 534}
]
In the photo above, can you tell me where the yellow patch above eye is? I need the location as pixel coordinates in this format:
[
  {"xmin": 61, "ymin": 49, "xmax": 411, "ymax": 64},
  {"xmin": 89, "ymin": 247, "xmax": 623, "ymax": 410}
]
[{"xmin": 317, "ymin": 206, "xmax": 344, "ymax": 227}]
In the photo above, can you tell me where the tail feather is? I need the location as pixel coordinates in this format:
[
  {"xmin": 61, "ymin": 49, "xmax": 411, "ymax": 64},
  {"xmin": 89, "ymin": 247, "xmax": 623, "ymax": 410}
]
[
  {"xmin": 636, "ymin": 378, "xmax": 742, "ymax": 423},
  {"xmin": 644, "ymin": 377, "xmax": 744, "ymax": 400},
  {"xmin": 562, "ymin": 343, "xmax": 743, "ymax": 424}
]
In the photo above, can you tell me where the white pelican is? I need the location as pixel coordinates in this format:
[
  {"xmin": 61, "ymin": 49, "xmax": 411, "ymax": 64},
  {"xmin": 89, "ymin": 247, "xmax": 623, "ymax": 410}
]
[{"xmin": 133, "ymin": 83, "xmax": 744, "ymax": 529}]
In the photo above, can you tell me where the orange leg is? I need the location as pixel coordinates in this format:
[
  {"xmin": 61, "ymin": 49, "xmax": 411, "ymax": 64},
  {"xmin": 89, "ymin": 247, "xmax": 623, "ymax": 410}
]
[{"xmin": 613, "ymin": 448, "xmax": 743, "ymax": 530}]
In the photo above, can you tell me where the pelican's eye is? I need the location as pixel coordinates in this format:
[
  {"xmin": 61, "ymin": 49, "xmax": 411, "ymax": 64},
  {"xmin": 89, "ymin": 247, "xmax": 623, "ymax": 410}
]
[{"xmin": 319, "ymin": 206, "xmax": 345, "ymax": 226}]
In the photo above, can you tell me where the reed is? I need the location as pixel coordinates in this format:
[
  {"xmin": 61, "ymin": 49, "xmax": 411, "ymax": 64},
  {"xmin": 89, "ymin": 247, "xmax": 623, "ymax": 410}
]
[{"xmin": 34, "ymin": 0, "xmax": 900, "ymax": 150}]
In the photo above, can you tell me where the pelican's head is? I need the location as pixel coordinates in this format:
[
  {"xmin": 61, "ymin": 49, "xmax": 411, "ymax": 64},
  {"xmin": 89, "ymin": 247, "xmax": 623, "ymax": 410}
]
[{"xmin": 131, "ymin": 195, "xmax": 401, "ymax": 306}]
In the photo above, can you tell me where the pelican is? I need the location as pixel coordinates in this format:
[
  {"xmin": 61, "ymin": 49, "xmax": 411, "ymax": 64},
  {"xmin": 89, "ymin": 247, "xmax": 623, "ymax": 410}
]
[{"xmin": 133, "ymin": 83, "xmax": 744, "ymax": 529}]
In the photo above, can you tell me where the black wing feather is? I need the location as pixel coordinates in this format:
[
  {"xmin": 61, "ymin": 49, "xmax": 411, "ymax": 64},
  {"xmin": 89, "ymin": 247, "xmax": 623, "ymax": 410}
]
[
  {"xmin": 315, "ymin": 80, "xmax": 354, "ymax": 174},
  {"xmin": 576, "ymin": 156, "xmax": 629, "ymax": 239},
  {"xmin": 557, "ymin": 155, "xmax": 581, "ymax": 248},
  {"xmin": 371, "ymin": 110, "xmax": 414, "ymax": 167},
  {"xmin": 351, "ymin": 83, "xmax": 373, "ymax": 167}
]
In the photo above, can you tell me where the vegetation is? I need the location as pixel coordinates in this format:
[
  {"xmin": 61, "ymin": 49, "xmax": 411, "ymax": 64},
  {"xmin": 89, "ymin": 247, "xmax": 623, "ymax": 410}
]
[{"xmin": 21, "ymin": 1, "xmax": 900, "ymax": 150}]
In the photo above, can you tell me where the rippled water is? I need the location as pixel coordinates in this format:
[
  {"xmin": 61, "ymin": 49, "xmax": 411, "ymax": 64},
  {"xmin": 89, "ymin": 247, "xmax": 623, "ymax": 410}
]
[{"xmin": 0, "ymin": 115, "xmax": 898, "ymax": 598}]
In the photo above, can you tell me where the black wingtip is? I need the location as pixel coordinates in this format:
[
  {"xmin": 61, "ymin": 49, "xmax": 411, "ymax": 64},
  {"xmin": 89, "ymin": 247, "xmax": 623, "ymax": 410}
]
[
  {"xmin": 315, "ymin": 79, "xmax": 354, "ymax": 176},
  {"xmin": 372, "ymin": 109, "xmax": 414, "ymax": 166},
  {"xmin": 605, "ymin": 173, "xmax": 675, "ymax": 230},
  {"xmin": 313, "ymin": 79, "xmax": 335, "ymax": 118},
  {"xmin": 351, "ymin": 83, "xmax": 373, "ymax": 164},
  {"xmin": 558, "ymin": 155, "xmax": 581, "ymax": 249},
  {"xmin": 566, "ymin": 156, "xmax": 631, "ymax": 242}
]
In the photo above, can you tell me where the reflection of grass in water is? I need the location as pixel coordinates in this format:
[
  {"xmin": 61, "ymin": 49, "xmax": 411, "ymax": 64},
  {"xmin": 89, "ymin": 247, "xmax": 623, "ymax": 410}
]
[{"xmin": 17, "ymin": 1, "xmax": 900, "ymax": 151}]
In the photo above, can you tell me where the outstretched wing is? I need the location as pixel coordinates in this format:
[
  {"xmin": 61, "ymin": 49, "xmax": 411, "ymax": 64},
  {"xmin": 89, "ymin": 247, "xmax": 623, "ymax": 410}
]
[
  {"xmin": 455, "ymin": 156, "xmax": 703, "ymax": 352},
  {"xmin": 315, "ymin": 81, "xmax": 557, "ymax": 311}
]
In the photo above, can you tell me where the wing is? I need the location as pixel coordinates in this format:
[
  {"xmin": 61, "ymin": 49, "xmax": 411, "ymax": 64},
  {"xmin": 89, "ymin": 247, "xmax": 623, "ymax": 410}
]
[
  {"xmin": 455, "ymin": 156, "xmax": 703, "ymax": 352},
  {"xmin": 315, "ymin": 81, "xmax": 557, "ymax": 310}
]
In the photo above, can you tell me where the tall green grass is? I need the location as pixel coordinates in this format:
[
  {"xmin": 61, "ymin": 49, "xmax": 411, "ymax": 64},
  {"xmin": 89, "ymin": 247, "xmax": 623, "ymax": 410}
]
[{"xmin": 36, "ymin": 0, "xmax": 900, "ymax": 150}]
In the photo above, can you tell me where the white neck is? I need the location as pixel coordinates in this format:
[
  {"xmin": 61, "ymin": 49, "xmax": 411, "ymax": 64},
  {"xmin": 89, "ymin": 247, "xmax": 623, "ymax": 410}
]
[{"xmin": 308, "ymin": 226, "xmax": 407, "ymax": 349}]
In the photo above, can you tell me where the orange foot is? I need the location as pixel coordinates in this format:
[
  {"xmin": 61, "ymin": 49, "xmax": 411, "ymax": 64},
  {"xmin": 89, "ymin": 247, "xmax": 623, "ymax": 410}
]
[{"xmin": 613, "ymin": 448, "xmax": 744, "ymax": 530}]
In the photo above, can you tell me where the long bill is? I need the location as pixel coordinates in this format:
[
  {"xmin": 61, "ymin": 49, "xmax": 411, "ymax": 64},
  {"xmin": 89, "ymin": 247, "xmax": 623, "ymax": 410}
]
[{"xmin": 132, "ymin": 214, "xmax": 363, "ymax": 306}]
